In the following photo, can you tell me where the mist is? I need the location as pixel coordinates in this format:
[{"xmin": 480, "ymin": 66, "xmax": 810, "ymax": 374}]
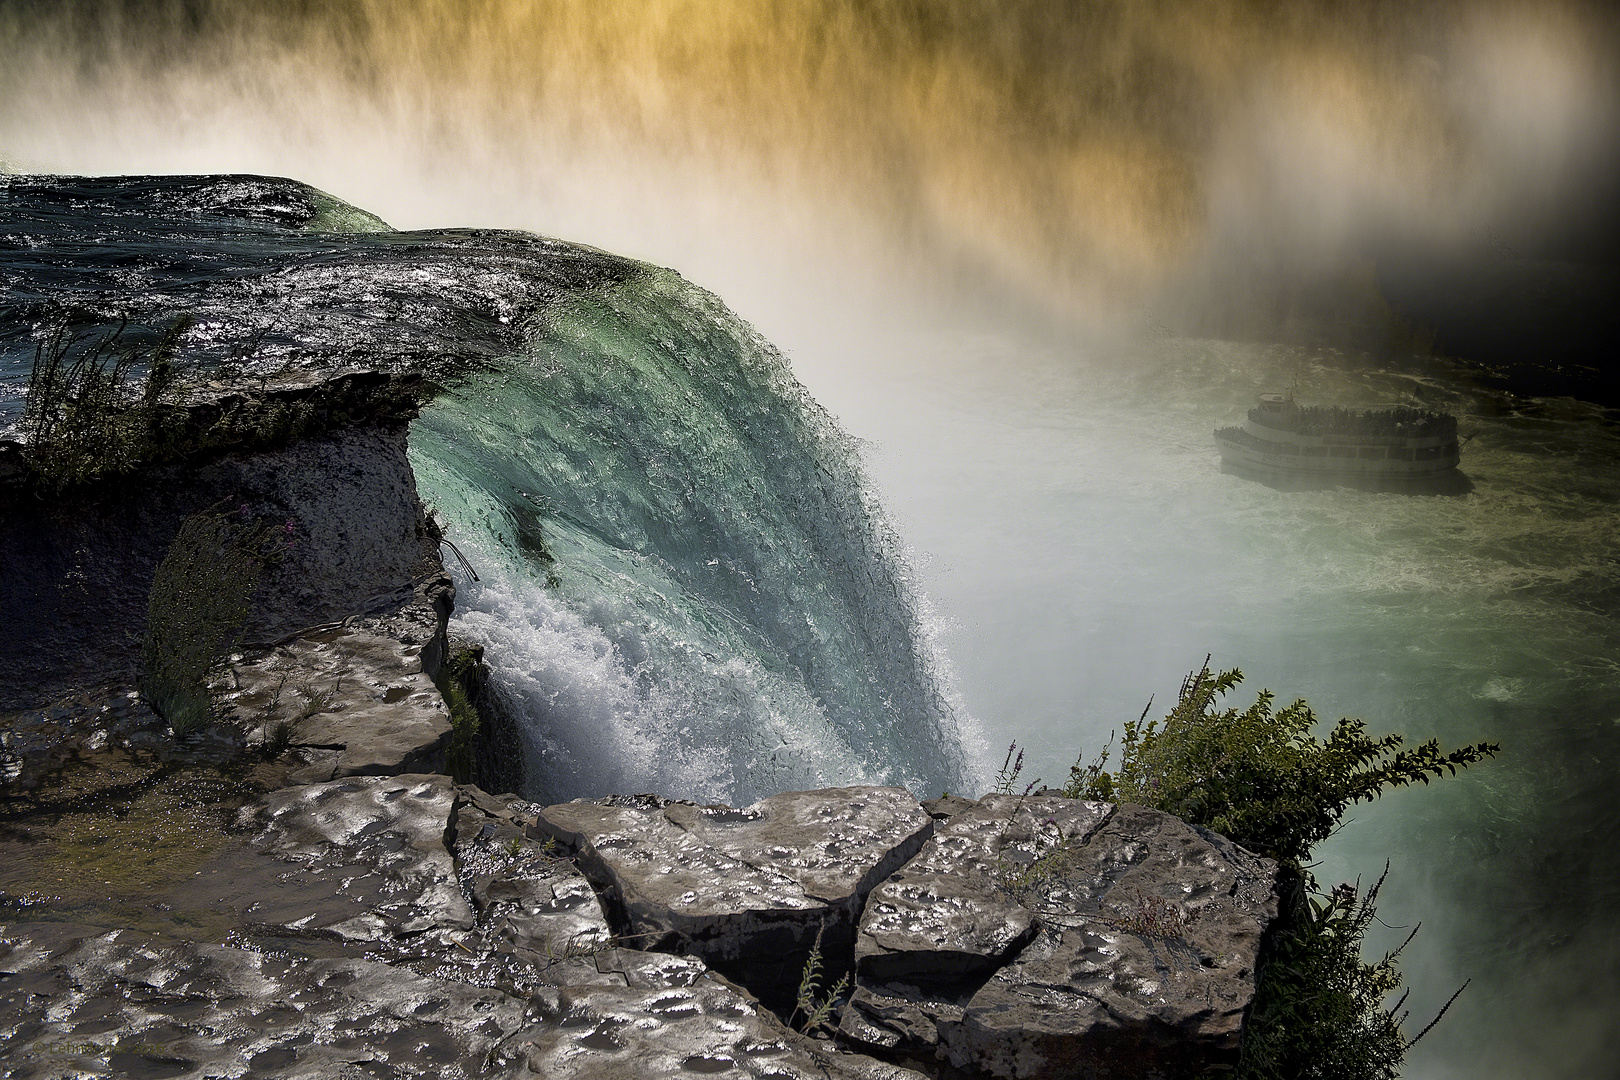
[
  {"xmin": 5, "ymin": 5, "xmax": 1620, "ymax": 1080},
  {"xmin": 3, "ymin": 0, "xmax": 1617, "ymax": 347}
]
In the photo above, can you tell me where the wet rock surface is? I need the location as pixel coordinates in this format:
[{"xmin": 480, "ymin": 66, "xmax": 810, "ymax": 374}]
[
  {"xmin": 227, "ymin": 617, "xmax": 453, "ymax": 786},
  {"xmin": 0, "ymin": 690, "xmax": 165, "ymax": 794},
  {"xmin": 452, "ymin": 785, "xmax": 613, "ymax": 960},
  {"xmin": 491, "ymin": 956, "xmax": 928, "ymax": 1080},
  {"xmin": 0, "ymin": 781, "xmax": 927, "ymax": 1080},
  {"xmin": 236, "ymin": 773, "xmax": 474, "ymax": 942},
  {"xmin": 844, "ymin": 798, "xmax": 1280, "ymax": 1080},
  {"xmin": 856, "ymin": 795, "xmax": 1112, "ymax": 982},
  {"xmin": 537, "ymin": 786, "xmax": 934, "ymax": 1001},
  {"xmin": 3, "ymin": 773, "xmax": 1279, "ymax": 1080},
  {"xmin": 948, "ymin": 804, "xmax": 1279, "ymax": 1079},
  {"xmin": 0, "ymin": 924, "xmax": 530, "ymax": 1080}
]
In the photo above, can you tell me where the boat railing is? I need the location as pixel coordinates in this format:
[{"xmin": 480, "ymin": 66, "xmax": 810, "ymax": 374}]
[{"xmin": 1247, "ymin": 403, "xmax": 1456, "ymax": 440}]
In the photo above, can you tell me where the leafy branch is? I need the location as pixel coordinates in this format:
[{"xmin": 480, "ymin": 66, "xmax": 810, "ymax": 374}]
[{"xmin": 1064, "ymin": 657, "xmax": 1499, "ymax": 1080}]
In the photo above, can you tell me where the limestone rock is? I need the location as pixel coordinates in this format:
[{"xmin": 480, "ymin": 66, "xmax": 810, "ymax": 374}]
[
  {"xmin": 235, "ymin": 773, "xmax": 474, "ymax": 941},
  {"xmin": 0, "ymin": 923, "xmax": 923, "ymax": 1080},
  {"xmin": 452, "ymin": 785, "xmax": 613, "ymax": 960},
  {"xmin": 945, "ymin": 803, "xmax": 1280, "ymax": 1079},
  {"xmin": 855, "ymin": 794, "xmax": 1111, "ymax": 982},
  {"xmin": 844, "ymin": 799, "xmax": 1280, "ymax": 1080},
  {"xmin": 228, "ymin": 623, "xmax": 452, "ymax": 784},
  {"xmin": 537, "ymin": 787, "xmax": 933, "ymax": 1001},
  {"xmin": 0, "ymin": 423, "xmax": 441, "ymax": 710},
  {"xmin": 489, "ymin": 956, "xmax": 927, "ymax": 1080},
  {"xmin": 0, "ymin": 924, "xmax": 528, "ymax": 1079},
  {"xmin": 919, "ymin": 793, "xmax": 978, "ymax": 821}
]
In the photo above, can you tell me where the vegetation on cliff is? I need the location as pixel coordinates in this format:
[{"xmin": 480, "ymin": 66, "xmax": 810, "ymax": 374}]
[
  {"xmin": 12, "ymin": 311, "xmax": 428, "ymax": 494},
  {"xmin": 434, "ymin": 644, "xmax": 487, "ymax": 785},
  {"xmin": 1060, "ymin": 660, "xmax": 1498, "ymax": 1080}
]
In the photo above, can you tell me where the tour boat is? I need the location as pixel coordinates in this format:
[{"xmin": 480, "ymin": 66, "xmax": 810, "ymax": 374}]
[{"xmin": 1215, "ymin": 394, "xmax": 1461, "ymax": 480}]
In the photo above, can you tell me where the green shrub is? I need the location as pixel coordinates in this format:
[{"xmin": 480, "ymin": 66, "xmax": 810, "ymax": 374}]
[
  {"xmin": 22, "ymin": 317, "xmax": 189, "ymax": 491},
  {"xmin": 1063, "ymin": 659, "xmax": 1498, "ymax": 1080},
  {"xmin": 1066, "ymin": 661, "xmax": 1498, "ymax": 869},
  {"xmin": 790, "ymin": 925, "xmax": 850, "ymax": 1035},
  {"xmin": 139, "ymin": 510, "xmax": 278, "ymax": 736},
  {"xmin": 1240, "ymin": 867, "xmax": 1446, "ymax": 1080}
]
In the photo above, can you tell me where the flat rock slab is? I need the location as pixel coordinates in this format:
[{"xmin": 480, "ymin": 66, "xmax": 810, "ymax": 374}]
[
  {"xmin": 0, "ymin": 924, "xmax": 528, "ymax": 1080},
  {"xmin": 232, "ymin": 773, "xmax": 474, "ymax": 942},
  {"xmin": 492, "ymin": 955, "xmax": 927, "ymax": 1080},
  {"xmin": 537, "ymin": 787, "xmax": 933, "ymax": 1000},
  {"xmin": 857, "ymin": 795, "xmax": 1113, "ymax": 982},
  {"xmin": 453, "ymin": 785, "xmax": 613, "ymax": 961},
  {"xmin": 845, "ymin": 800, "xmax": 1280, "ymax": 1080},
  {"xmin": 227, "ymin": 626, "xmax": 450, "ymax": 785}
]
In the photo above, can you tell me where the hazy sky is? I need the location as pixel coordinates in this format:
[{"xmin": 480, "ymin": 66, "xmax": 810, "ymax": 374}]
[{"xmin": 4, "ymin": 0, "xmax": 1617, "ymax": 339}]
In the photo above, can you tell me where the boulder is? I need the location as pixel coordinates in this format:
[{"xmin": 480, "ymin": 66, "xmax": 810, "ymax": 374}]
[
  {"xmin": 844, "ymin": 799, "xmax": 1280, "ymax": 1080},
  {"xmin": 537, "ymin": 786, "xmax": 934, "ymax": 1002}
]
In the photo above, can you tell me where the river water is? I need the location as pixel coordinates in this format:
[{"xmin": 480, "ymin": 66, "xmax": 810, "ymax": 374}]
[{"xmin": 778, "ymin": 312, "xmax": 1620, "ymax": 1080}]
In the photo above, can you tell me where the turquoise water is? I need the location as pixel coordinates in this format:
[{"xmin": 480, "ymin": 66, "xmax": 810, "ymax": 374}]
[
  {"xmin": 408, "ymin": 269, "xmax": 977, "ymax": 806},
  {"xmin": 792, "ymin": 324, "xmax": 1620, "ymax": 1080}
]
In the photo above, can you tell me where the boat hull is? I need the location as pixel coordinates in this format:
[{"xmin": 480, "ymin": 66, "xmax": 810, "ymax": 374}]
[{"xmin": 1214, "ymin": 425, "xmax": 1460, "ymax": 477}]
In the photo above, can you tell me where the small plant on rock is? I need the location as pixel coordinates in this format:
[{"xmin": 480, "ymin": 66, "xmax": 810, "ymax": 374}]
[
  {"xmin": 791, "ymin": 926, "xmax": 850, "ymax": 1035},
  {"xmin": 434, "ymin": 646, "xmax": 486, "ymax": 785},
  {"xmin": 1080, "ymin": 659, "xmax": 1499, "ymax": 869},
  {"xmin": 1110, "ymin": 887, "xmax": 1200, "ymax": 941},
  {"xmin": 991, "ymin": 742, "xmax": 1027, "ymax": 794},
  {"xmin": 22, "ymin": 315, "xmax": 189, "ymax": 491},
  {"xmin": 294, "ymin": 679, "xmax": 342, "ymax": 720},
  {"xmin": 1240, "ymin": 864, "xmax": 1461, "ymax": 1080}
]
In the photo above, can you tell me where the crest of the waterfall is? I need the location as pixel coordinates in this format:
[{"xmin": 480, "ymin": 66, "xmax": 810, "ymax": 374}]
[{"xmin": 409, "ymin": 269, "xmax": 980, "ymax": 805}]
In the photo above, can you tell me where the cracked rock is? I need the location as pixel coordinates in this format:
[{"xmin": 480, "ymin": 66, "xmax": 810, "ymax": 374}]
[
  {"xmin": 452, "ymin": 786, "xmax": 613, "ymax": 960},
  {"xmin": 855, "ymin": 795, "xmax": 1112, "ymax": 983},
  {"xmin": 537, "ymin": 786, "xmax": 933, "ymax": 1002},
  {"xmin": 844, "ymin": 799, "xmax": 1279, "ymax": 1080},
  {"xmin": 490, "ymin": 959, "xmax": 927, "ymax": 1080}
]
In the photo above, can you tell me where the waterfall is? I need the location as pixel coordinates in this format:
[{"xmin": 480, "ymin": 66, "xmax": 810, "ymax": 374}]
[
  {"xmin": 0, "ymin": 173, "xmax": 979, "ymax": 807},
  {"xmin": 409, "ymin": 269, "xmax": 977, "ymax": 805}
]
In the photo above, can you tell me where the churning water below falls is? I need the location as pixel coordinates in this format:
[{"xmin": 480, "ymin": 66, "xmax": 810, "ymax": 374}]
[{"xmin": 415, "ymin": 283, "xmax": 1620, "ymax": 1080}]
